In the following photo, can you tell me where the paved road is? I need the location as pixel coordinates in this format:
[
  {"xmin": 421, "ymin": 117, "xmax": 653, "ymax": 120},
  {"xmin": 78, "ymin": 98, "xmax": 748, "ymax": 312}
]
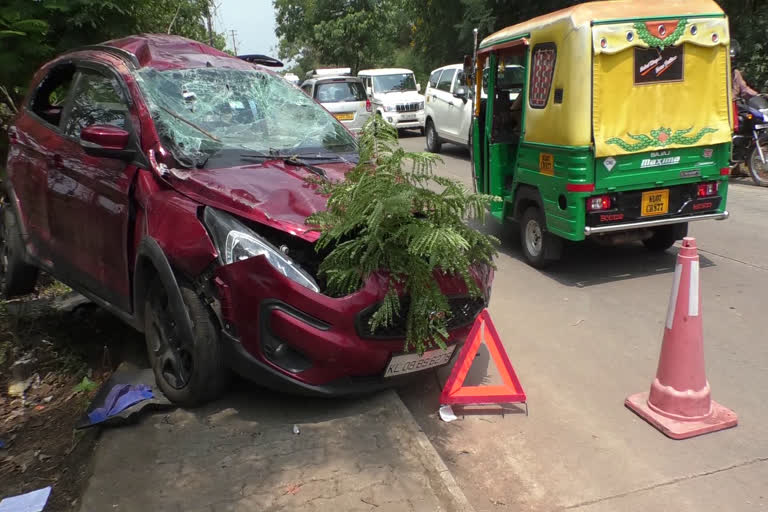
[{"xmin": 397, "ymin": 134, "xmax": 768, "ymax": 512}]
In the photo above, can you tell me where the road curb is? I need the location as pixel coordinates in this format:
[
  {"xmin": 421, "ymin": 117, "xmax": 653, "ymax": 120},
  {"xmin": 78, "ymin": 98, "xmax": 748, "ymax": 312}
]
[{"xmin": 385, "ymin": 389, "xmax": 475, "ymax": 512}]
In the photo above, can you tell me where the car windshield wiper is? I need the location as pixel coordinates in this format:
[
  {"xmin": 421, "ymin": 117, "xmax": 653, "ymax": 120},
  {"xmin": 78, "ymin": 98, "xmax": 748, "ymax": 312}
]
[{"xmin": 239, "ymin": 151, "xmax": 329, "ymax": 180}]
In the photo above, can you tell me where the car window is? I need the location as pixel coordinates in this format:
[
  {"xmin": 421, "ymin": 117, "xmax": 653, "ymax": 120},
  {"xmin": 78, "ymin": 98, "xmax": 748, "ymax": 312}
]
[
  {"xmin": 428, "ymin": 70, "xmax": 443, "ymax": 89},
  {"xmin": 315, "ymin": 81, "xmax": 366, "ymax": 103},
  {"xmin": 436, "ymin": 69, "xmax": 455, "ymax": 92},
  {"xmin": 135, "ymin": 67, "xmax": 357, "ymax": 168},
  {"xmin": 63, "ymin": 70, "xmax": 129, "ymax": 138},
  {"xmin": 371, "ymin": 74, "xmax": 417, "ymax": 93},
  {"xmin": 454, "ymin": 71, "xmax": 466, "ymax": 92},
  {"xmin": 29, "ymin": 64, "xmax": 76, "ymax": 128}
]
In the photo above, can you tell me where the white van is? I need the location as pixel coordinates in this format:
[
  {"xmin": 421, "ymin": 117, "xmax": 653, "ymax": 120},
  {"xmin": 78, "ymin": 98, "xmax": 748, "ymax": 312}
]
[{"xmin": 358, "ymin": 68, "xmax": 425, "ymax": 133}]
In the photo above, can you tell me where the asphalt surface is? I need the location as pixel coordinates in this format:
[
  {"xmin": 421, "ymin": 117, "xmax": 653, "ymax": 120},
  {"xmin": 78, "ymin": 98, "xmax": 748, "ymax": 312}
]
[{"xmin": 397, "ymin": 134, "xmax": 768, "ymax": 512}]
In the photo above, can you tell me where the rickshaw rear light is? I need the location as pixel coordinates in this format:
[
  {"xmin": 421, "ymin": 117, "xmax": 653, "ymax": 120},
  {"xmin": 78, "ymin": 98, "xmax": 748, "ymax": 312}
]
[
  {"xmin": 697, "ymin": 182, "xmax": 718, "ymax": 197},
  {"xmin": 720, "ymin": 168, "xmax": 731, "ymax": 176},
  {"xmin": 366, "ymin": 99, "xmax": 372, "ymax": 112},
  {"xmin": 586, "ymin": 195, "xmax": 612, "ymax": 212}
]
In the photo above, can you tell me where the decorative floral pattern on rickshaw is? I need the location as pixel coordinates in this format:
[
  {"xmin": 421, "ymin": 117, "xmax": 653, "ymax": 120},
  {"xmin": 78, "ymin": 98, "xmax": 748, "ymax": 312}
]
[
  {"xmin": 606, "ymin": 126, "xmax": 718, "ymax": 152},
  {"xmin": 634, "ymin": 19, "xmax": 688, "ymax": 50}
]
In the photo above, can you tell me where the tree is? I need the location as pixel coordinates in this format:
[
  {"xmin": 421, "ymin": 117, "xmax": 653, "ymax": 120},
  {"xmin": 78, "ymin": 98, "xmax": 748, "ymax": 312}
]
[
  {"xmin": 274, "ymin": 0, "xmax": 401, "ymax": 74},
  {"xmin": 0, "ymin": 0, "xmax": 226, "ymax": 160}
]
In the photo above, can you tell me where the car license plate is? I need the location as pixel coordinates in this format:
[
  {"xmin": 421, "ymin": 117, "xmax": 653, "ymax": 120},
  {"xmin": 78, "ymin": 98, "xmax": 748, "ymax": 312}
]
[
  {"xmin": 384, "ymin": 345, "xmax": 457, "ymax": 378},
  {"xmin": 334, "ymin": 112, "xmax": 354, "ymax": 121},
  {"xmin": 641, "ymin": 189, "xmax": 669, "ymax": 217},
  {"xmin": 400, "ymin": 114, "xmax": 416, "ymax": 121}
]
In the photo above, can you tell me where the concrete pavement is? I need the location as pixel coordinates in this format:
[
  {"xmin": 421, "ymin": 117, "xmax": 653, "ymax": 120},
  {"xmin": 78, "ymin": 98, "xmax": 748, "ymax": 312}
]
[
  {"xmin": 79, "ymin": 388, "xmax": 473, "ymax": 512},
  {"xmin": 398, "ymin": 135, "xmax": 768, "ymax": 512}
]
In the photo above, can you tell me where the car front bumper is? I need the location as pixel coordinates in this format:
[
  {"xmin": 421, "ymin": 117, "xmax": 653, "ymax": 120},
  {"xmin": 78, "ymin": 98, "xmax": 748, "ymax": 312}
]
[
  {"xmin": 382, "ymin": 110, "xmax": 425, "ymax": 129},
  {"xmin": 214, "ymin": 256, "xmax": 492, "ymax": 395}
]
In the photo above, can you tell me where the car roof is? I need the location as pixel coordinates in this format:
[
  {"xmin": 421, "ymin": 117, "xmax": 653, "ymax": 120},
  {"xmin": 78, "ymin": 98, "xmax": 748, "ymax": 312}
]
[
  {"xmin": 358, "ymin": 68, "xmax": 414, "ymax": 76},
  {"xmin": 306, "ymin": 75, "xmax": 362, "ymax": 84},
  {"xmin": 429, "ymin": 64, "xmax": 462, "ymax": 75},
  {"xmin": 63, "ymin": 34, "xmax": 258, "ymax": 72}
]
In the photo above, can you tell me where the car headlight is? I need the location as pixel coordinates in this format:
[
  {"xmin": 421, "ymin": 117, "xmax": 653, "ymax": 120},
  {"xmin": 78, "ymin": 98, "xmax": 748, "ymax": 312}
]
[
  {"xmin": 384, "ymin": 104, "xmax": 396, "ymax": 112},
  {"xmin": 202, "ymin": 208, "xmax": 320, "ymax": 293}
]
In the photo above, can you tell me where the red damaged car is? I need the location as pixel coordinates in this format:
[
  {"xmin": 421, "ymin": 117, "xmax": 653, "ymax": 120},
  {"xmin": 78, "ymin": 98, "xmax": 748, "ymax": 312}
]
[{"xmin": 2, "ymin": 35, "xmax": 492, "ymax": 405}]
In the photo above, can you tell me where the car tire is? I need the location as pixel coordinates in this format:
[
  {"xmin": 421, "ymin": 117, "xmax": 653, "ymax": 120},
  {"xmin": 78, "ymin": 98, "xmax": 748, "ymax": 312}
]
[
  {"xmin": 643, "ymin": 223, "xmax": 687, "ymax": 252},
  {"xmin": 748, "ymin": 137, "xmax": 768, "ymax": 186},
  {"xmin": 425, "ymin": 119, "xmax": 442, "ymax": 153},
  {"xmin": 520, "ymin": 206, "xmax": 562, "ymax": 268},
  {"xmin": 0, "ymin": 204, "xmax": 39, "ymax": 298},
  {"xmin": 145, "ymin": 281, "xmax": 229, "ymax": 406}
]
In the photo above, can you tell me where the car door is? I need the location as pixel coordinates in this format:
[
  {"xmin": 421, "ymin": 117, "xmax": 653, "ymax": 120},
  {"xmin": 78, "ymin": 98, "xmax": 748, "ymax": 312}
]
[
  {"xmin": 443, "ymin": 70, "xmax": 472, "ymax": 144},
  {"xmin": 48, "ymin": 64, "xmax": 139, "ymax": 310},
  {"xmin": 5, "ymin": 63, "xmax": 77, "ymax": 262},
  {"xmin": 431, "ymin": 69, "xmax": 456, "ymax": 139}
]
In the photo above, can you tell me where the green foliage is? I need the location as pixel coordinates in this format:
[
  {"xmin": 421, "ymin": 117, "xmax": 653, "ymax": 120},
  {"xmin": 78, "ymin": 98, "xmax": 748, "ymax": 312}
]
[
  {"xmin": 717, "ymin": 0, "xmax": 768, "ymax": 90},
  {"xmin": 0, "ymin": 0, "xmax": 226, "ymax": 161},
  {"xmin": 73, "ymin": 376, "xmax": 98, "ymax": 393},
  {"xmin": 307, "ymin": 117, "xmax": 499, "ymax": 353},
  {"xmin": 275, "ymin": 0, "xmax": 404, "ymax": 74}
]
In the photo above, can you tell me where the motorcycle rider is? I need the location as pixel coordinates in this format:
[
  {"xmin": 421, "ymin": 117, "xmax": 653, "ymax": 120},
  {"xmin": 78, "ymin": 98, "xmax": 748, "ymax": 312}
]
[{"xmin": 731, "ymin": 41, "xmax": 759, "ymax": 102}]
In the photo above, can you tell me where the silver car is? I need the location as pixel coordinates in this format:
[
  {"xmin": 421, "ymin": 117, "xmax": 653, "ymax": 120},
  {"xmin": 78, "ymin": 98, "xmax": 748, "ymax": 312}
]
[{"xmin": 301, "ymin": 76, "xmax": 371, "ymax": 135}]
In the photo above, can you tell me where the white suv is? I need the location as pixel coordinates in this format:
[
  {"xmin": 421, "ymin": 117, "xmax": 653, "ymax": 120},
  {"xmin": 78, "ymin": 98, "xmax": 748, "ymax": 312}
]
[
  {"xmin": 358, "ymin": 68, "xmax": 425, "ymax": 133},
  {"xmin": 424, "ymin": 64, "xmax": 472, "ymax": 153},
  {"xmin": 424, "ymin": 63, "xmax": 524, "ymax": 153}
]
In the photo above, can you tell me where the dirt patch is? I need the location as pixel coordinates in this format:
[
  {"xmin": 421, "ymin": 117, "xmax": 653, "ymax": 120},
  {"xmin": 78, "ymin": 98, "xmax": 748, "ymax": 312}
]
[{"xmin": 0, "ymin": 279, "xmax": 145, "ymax": 510}]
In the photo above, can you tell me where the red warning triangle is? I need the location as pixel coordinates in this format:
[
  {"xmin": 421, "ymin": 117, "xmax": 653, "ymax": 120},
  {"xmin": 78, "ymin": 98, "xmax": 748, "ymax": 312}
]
[{"xmin": 440, "ymin": 309, "xmax": 526, "ymax": 405}]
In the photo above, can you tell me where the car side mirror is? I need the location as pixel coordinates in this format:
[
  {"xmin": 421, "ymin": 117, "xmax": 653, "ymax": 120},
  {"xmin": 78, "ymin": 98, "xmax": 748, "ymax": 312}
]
[
  {"xmin": 366, "ymin": 86, "xmax": 373, "ymax": 96},
  {"xmin": 416, "ymin": 83, "xmax": 421, "ymax": 93},
  {"xmin": 454, "ymin": 86, "xmax": 469, "ymax": 102},
  {"xmin": 80, "ymin": 124, "xmax": 135, "ymax": 161}
]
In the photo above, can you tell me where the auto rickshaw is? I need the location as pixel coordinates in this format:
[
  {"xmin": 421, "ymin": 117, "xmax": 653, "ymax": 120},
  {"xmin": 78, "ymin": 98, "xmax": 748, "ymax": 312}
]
[{"xmin": 469, "ymin": 0, "xmax": 732, "ymax": 267}]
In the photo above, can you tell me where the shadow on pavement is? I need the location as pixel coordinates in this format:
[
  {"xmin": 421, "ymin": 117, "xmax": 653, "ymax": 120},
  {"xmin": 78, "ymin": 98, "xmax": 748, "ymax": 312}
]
[{"xmin": 473, "ymin": 217, "xmax": 716, "ymax": 288}]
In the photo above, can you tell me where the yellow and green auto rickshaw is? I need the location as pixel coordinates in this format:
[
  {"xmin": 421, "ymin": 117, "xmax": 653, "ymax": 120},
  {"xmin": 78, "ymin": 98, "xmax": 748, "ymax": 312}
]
[{"xmin": 470, "ymin": 0, "xmax": 733, "ymax": 267}]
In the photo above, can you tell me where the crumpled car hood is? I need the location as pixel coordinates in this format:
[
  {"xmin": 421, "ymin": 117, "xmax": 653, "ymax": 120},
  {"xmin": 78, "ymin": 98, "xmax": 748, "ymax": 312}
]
[{"xmin": 166, "ymin": 160, "xmax": 352, "ymax": 241}]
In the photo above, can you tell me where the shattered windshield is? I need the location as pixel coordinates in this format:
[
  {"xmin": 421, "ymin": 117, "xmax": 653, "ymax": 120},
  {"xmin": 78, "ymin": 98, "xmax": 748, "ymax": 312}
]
[
  {"xmin": 372, "ymin": 74, "xmax": 417, "ymax": 93},
  {"xmin": 135, "ymin": 67, "xmax": 357, "ymax": 168}
]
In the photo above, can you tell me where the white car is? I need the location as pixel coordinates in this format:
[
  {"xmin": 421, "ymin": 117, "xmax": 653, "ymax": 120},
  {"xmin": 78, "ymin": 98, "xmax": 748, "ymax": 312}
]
[
  {"xmin": 301, "ymin": 75, "xmax": 372, "ymax": 136},
  {"xmin": 424, "ymin": 64, "xmax": 472, "ymax": 153},
  {"xmin": 358, "ymin": 68, "xmax": 425, "ymax": 132},
  {"xmin": 424, "ymin": 63, "xmax": 525, "ymax": 153}
]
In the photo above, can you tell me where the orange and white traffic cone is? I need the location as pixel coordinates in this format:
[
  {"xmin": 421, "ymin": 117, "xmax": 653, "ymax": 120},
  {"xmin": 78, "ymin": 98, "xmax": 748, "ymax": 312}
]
[{"xmin": 625, "ymin": 237, "xmax": 737, "ymax": 439}]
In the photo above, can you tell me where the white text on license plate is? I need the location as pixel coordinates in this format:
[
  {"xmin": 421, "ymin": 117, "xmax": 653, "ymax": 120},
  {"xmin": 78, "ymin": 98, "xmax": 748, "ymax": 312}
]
[{"xmin": 384, "ymin": 346, "xmax": 456, "ymax": 378}]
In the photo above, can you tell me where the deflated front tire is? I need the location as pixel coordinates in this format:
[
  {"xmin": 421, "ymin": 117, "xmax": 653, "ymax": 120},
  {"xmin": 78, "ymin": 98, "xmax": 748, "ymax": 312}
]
[{"xmin": 145, "ymin": 281, "xmax": 229, "ymax": 406}]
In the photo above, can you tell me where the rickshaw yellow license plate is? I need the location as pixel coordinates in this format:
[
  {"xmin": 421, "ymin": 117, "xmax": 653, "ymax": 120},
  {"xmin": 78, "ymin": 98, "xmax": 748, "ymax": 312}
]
[
  {"xmin": 641, "ymin": 189, "xmax": 669, "ymax": 217},
  {"xmin": 334, "ymin": 112, "xmax": 354, "ymax": 121}
]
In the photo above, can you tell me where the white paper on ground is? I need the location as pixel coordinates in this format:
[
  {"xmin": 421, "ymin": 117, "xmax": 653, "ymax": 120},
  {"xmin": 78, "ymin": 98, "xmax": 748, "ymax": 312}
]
[
  {"xmin": 439, "ymin": 404, "xmax": 458, "ymax": 422},
  {"xmin": 0, "ymin": 486, "xmax": 51, "ymax": 512}
]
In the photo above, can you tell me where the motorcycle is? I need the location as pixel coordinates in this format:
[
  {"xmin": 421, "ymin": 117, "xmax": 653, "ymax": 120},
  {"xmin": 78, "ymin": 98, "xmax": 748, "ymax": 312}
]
[{"xmin": 731, "ymin": 94, "xmax": 768, "ymax": 186}]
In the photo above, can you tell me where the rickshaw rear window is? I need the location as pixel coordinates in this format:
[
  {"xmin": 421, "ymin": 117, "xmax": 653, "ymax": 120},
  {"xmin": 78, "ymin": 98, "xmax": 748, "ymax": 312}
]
[{"xmin": 529, "ymin": 43, "xmax": 557, "ymax": 109}]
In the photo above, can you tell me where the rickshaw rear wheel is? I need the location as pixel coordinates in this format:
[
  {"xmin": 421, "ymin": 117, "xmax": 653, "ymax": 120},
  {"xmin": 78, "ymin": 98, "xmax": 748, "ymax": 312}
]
[
  {"xmin": 520, "ymin": 206, "xmax": 562, "ymax": 268},
  {"xmin": 642, "ymin": 223, "xmax": 687, "ymax": 252}
]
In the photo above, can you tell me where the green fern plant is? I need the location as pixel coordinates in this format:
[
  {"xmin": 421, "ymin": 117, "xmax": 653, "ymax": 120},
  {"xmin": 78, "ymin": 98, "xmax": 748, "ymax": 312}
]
[{"xmin": 307, "ymin": 117, "xmax": 500, "ymax": 354}]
